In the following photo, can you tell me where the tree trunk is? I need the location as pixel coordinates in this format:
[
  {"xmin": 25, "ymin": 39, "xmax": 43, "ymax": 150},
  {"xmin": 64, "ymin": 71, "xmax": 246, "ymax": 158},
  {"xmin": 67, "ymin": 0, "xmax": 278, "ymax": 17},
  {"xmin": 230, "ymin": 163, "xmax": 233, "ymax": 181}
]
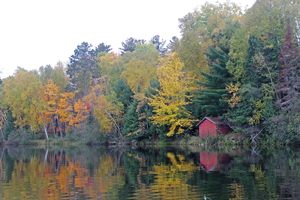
[
  {"xmin": 41, "ymin": 113, "xmax": 49, "ymax": 140},
  {"xmin": 0, "ymin": 128, "xmax": 5, "ymax": 141},
  {"xmin": 43, "ymin": 124, "xmax": 49, "ymax": 140},
  {"xmin": 57, "ymin": 115, "xmax": 63, "ymax": 138},
  {"xmin": 84, "ymin": 71, "xmax": 87, "ymax": 96}
]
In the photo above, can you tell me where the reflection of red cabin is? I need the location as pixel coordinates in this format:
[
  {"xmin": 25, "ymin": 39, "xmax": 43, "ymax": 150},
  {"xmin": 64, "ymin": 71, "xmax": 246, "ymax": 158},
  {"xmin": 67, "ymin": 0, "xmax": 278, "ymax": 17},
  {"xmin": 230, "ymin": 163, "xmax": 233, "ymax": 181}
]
[
  {"xmin": 199, "ymin": 151, "xmax": 232, "ymax": 172},
  {"xmin": 196, "ymin": 117, "xmax": 232, "ymax": 138}
]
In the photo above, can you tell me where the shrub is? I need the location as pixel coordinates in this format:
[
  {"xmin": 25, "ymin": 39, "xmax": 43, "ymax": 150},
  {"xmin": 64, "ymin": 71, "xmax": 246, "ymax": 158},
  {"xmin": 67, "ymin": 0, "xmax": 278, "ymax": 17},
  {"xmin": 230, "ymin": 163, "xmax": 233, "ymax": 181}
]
[{"xmin": 7, "ymin": 129, "xmax": 34, "ymax": 145}]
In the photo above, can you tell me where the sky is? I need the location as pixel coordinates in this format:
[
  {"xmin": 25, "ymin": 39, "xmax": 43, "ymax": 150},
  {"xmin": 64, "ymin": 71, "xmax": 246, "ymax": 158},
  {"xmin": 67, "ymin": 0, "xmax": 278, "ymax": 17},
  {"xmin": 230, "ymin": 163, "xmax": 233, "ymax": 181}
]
[{"xmin": 0, "ymin": 0, "xmax": 256, "ymax": 79}]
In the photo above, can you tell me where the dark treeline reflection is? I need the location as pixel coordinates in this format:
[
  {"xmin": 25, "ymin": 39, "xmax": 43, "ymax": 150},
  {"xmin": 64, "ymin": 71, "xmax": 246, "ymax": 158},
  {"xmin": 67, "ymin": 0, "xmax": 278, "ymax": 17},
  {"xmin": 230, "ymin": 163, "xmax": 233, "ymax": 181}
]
[{"xmin": 0, "ymin": 146, "xmax": 300, "ymax": 199}]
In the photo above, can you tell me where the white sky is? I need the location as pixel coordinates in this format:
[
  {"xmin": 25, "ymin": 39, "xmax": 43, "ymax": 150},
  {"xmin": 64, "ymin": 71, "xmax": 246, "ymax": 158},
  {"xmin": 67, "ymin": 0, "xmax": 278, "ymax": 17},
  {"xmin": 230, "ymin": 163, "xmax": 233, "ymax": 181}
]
[{"xmin": 0, "ymin": 0, "xmax": 255, "ymax": 79}]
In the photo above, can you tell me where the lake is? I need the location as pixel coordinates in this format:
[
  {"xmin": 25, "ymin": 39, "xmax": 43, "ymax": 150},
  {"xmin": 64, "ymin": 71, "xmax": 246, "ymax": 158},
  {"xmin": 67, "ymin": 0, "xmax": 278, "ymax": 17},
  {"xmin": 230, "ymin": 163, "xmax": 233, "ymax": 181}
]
[{"xmin": 0, "ymin": 145, "xmax": 299, "ymax": 199}]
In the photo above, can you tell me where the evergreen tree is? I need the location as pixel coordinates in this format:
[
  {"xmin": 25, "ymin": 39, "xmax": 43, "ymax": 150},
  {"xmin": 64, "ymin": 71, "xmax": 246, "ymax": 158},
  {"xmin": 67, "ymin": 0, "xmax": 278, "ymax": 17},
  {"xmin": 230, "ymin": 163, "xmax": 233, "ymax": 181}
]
[
  {"xmin": 67, "ymin": 42, "xmax": 95, "ymax": 96},
  {"xmin": 123, "ymin": 99, "xmax": 139, "ymax": 137},
  {"xmin": 119, "ymin": 37, "xmax": 146, "ymax": 55},
  {"xmin": 86, "ymin": 111, "xmax": 94, "ymax": 126},
  {"xmin": 166, "ymin": 36, "xmax": 179, "ymax": 52},
  {"xmin": 150, "ymin": 35, "xmax": 167, "ymax": 54},
  {"xmin": 123, "ymin": 83, "xmax": 143, "ymax": 139},
  {"xmin": 275, "ymin": 17, "xmax": 300, "ymax": 110},
  {"xmin": 113, "ymin": 80, "xmax": 133, "ymax": 112},
  {"xmin": 67, "ymin": 42, "xmax": 111, "ymax": 96},
  {"xmin": 194, "ymin": 46, "xmax": 231, "ymax": 116},
  {"xmin": 4, "ymin": 110, "xmax": 14, "ymax": 139},
  {"xmin": 226, "ymin": 36, "xmax": 279, "ymax": 131},
  {"xmin": 94, "ymin": 43, "xmax": 112, "ymax": 53}
]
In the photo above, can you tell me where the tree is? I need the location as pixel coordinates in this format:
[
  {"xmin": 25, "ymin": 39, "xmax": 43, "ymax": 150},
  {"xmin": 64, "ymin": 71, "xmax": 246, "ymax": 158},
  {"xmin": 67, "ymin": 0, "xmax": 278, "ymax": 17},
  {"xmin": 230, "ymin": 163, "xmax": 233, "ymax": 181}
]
[
  {"xmin": 194, "ymin": 45, "xmax": 231, "ymax": 116},
  {"xmin": 225, "ymin": 35, "xmax": 279, "ymax": 133},
  {"xmin": 177, "ymin": 1, "xmax": 242, "ymax": 89},
  {"xmin": 86, "ymin": 84, "xmax": 123, "ymax": 137},
  {"xmin": 113, "ymin": 80, "xmax": 133, "ymax": 112},
  {"xmin": 275, "ymin": 17, "xmax": 300, "ymax": 110},
  {"xmin": 145, "ymin": 79, "xmax": 169, "ymax": 139},
  {"xmin": 243, "ymin": 0, "xmax": 300, "ymax": 48},
  {"xmin": 4, "ymin": 69, "xmax": 50, "ymax": 139},
  {"xmin": 121, "ymin": 43, "xmax": 159, "ymax": 93},
  {"xmin": 119, "ymin": 37, "xmax": 146, "ymax": 55},
  {"xmin": 149, "ymin": 53, "xmax": 195, "ymax": 137},
  {"xmin": 166, "ymin": 36, "xmax": 179, "ymax": 52},
  {"xmin": 94, "ymin": 43, "xmax": 112, "ymax": 53},
  {"xmin": 67, "ymin": 42, "xmax": 97, "ymax": 96},
  {"xmin": 39, "ymin": 62, "xmax": 68, "ymax": 92},
  {"xmin": 123, "ymin": 99, "xmax": 139, "ymax": 137},
  {"xmin": 42, "ymin": 79, "xmax": 63, "ymax": 137},
  {"xmin": 4, "ymin": 110, "xmax": 14, "ymax": 139},
  {"xmin": 69, "ymin": 99, "xmax": 88, "ymax": 129},
  {"xmin": 96, "ymin": 52, "xmax": 124, "ymax": 94},
  {"xmin": 57, "ymin": 92, "xmax": 75, "ymax": 132},
  {"xmin": 150, "ymin": 35, "xmax": 166, "ymax": 54}
]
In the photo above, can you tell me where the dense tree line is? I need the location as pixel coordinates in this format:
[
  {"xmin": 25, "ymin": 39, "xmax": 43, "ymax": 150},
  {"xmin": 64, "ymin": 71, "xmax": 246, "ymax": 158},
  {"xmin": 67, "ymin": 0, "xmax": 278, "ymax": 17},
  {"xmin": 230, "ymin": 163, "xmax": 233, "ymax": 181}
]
[{"xmin": 0, "ymin": 0, "xmax": 299, "ymax": 144}]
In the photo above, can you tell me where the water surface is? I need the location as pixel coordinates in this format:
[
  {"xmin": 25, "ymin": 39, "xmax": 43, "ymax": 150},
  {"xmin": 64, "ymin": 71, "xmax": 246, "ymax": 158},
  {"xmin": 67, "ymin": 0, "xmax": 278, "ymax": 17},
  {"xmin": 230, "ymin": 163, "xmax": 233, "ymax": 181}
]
[{"xmin": 0, "ymin": 146, "xmax": 299, "ymax": 199}]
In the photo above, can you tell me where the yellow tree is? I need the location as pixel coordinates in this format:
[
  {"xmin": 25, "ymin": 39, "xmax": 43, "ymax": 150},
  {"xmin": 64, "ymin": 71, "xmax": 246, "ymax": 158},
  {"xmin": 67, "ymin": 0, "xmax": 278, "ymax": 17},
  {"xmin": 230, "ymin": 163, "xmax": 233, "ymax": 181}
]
[
  {"xmin": 42, "ymin": 79, "xmax": 63, "ymax": 137},
  {"xmin": 121, "ymin": 43, "xmax": 159, "ymax": 93},
  {"xmin": 57, "ymin": 92, "xmax": 75, "ymax": 132},
  {"xmin": 86, "ymin": 84, "xmax": 124, "ymax": 137},
  {"xmin": 69, "ymin": 98, "xmax": 88, "ymax": 128},
  {"xmin": 149, "ymin": 53, "xmax": 195, "ymax": 137},
  {"xmin": 178, "ymin": 1, "xmax": 243, "ymax": 89},
  {"xmin": 3, "ymin": 68, "xmax": 51, "ymax": 139},
  {"xmin": 97, "ymin": 52, "xmax": 122, "ymax": 93}
]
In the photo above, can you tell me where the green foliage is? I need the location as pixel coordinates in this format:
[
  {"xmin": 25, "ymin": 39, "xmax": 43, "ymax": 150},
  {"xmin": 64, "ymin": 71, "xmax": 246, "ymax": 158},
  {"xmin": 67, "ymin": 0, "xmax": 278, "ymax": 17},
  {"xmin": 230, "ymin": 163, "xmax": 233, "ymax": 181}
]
[
  {"xmin": 226, "ymin": 28, "xmax": 248, "ymax": 81},
  {"xmin": 123, "ymin": 100, "xmax": 139, "ymax": 138},
  {"xmin": 113, "ymin": 80, "xmax": 133, "ymax": 112},
  {"xmin": 66, "ymin": 123, "xmax": 105, "ymax": 145},
  {"xmin": 121, "ymin": 43, "xmax": 159, "ymax": 93},
  {"xmin": 150, "ymin": 35, "xmax": 166, "ymax": 54},
  {"xmin": 7, "ymin": 129, "xmax": 34, "ymax": 145},
  {"xmin": 94, "ymin": 42, "xmax": 112, "ymax": 53},
  {"xmin": 67, "ymin": 42, "xmax": 105, "ymax": 96},
  {"xmin": 194, "ymin": 45, "xmax": 231, "ymax": 116},
  {"xmin": 4, "ymin": 110, "xmax": 14, "ymax": 139},
  {"xmin": 268, "ymin": 98, "xmax": 300, "ymax": 144},
  {"xmin": 86, "ymin": 111, "xmax": 94, "ymax": 126},
  {"xmin": 119, "ymin": 37, "xmax": 146, "ymax": 55}
]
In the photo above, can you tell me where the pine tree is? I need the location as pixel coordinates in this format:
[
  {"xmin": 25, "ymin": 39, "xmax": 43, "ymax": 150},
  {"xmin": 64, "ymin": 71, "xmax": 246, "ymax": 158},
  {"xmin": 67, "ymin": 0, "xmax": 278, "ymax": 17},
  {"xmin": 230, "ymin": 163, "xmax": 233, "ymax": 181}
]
[
  {"xmin": 67, "ymin": 42, "xmax": 95, "ymax": 96},
  {"xmin": 150, "ymin": 35, "xmax": 167, "ymax": 54},
  {"xmin": 194, "ymin": 46, "xmax": 231, "ymax": 116},
  {"xmin": 275, "ymin": 17, "xmax": 300, "ymax": 110},
  {"xmin": 113, "ymin": 80, "xmax": 133, "ymax": 112},
  {"xmin": 67, "ymin": 42, "xmax": 111, "ymax": 96},
  {"xmin": 4, "ymin": 110, "xmax": 14, "ymax": 139},
  {"xmin": 123, "ymin": 100, "xmax": 139, "ymax": 137},
  {"xmin": 119, "ymin": 37, "xmax": 146, "ymax": 55},
  {"xmin": 123, "ymin": 83, "xmax": 143, "ymax": 138},
  {"xmin": 94, "ymin": 43, "xmax": 112, "ymax": 53}
]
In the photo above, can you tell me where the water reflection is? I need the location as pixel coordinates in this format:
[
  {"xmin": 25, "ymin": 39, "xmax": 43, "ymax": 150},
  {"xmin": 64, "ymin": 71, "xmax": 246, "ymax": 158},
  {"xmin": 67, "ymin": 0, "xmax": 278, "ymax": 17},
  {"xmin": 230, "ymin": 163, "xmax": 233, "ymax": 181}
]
[
  {"xmin": 0, "ymin": 146, "xmax": 300, "ymax": 199},
  {"xmin": 199, "ymin": 151, "xmax": 232, "ymax": 172}
]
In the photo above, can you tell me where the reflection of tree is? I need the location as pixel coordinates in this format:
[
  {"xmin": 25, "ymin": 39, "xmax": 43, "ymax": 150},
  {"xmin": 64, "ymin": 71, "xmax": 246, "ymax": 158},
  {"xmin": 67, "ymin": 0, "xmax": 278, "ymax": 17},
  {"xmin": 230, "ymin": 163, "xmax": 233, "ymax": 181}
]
[{"xmin": 2, "ymin": 147, "xmax": 300, "ymax": 199}]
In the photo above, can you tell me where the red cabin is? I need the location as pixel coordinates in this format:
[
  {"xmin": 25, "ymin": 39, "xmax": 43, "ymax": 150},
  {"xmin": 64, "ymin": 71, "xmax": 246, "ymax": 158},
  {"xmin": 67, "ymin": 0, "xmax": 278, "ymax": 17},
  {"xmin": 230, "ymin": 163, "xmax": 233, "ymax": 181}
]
[{"xmin": 196, "ymin": 117, "xmax": 232, "ymax": 137}]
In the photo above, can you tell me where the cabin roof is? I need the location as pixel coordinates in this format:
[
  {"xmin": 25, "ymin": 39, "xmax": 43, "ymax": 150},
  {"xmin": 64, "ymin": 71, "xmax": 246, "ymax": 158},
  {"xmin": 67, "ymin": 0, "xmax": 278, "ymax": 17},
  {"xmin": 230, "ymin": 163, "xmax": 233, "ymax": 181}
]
[{"xmin": 196, "ymin": 117, "xmax": 227, "ymax": 127}]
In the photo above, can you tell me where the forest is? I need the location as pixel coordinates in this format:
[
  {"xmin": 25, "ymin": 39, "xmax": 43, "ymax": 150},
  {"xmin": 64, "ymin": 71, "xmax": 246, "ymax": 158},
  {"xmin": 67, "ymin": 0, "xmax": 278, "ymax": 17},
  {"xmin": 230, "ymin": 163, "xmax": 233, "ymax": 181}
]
[{"xmin": 0, "ymin": 0, "xmax": 300, "ymax": 145}]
